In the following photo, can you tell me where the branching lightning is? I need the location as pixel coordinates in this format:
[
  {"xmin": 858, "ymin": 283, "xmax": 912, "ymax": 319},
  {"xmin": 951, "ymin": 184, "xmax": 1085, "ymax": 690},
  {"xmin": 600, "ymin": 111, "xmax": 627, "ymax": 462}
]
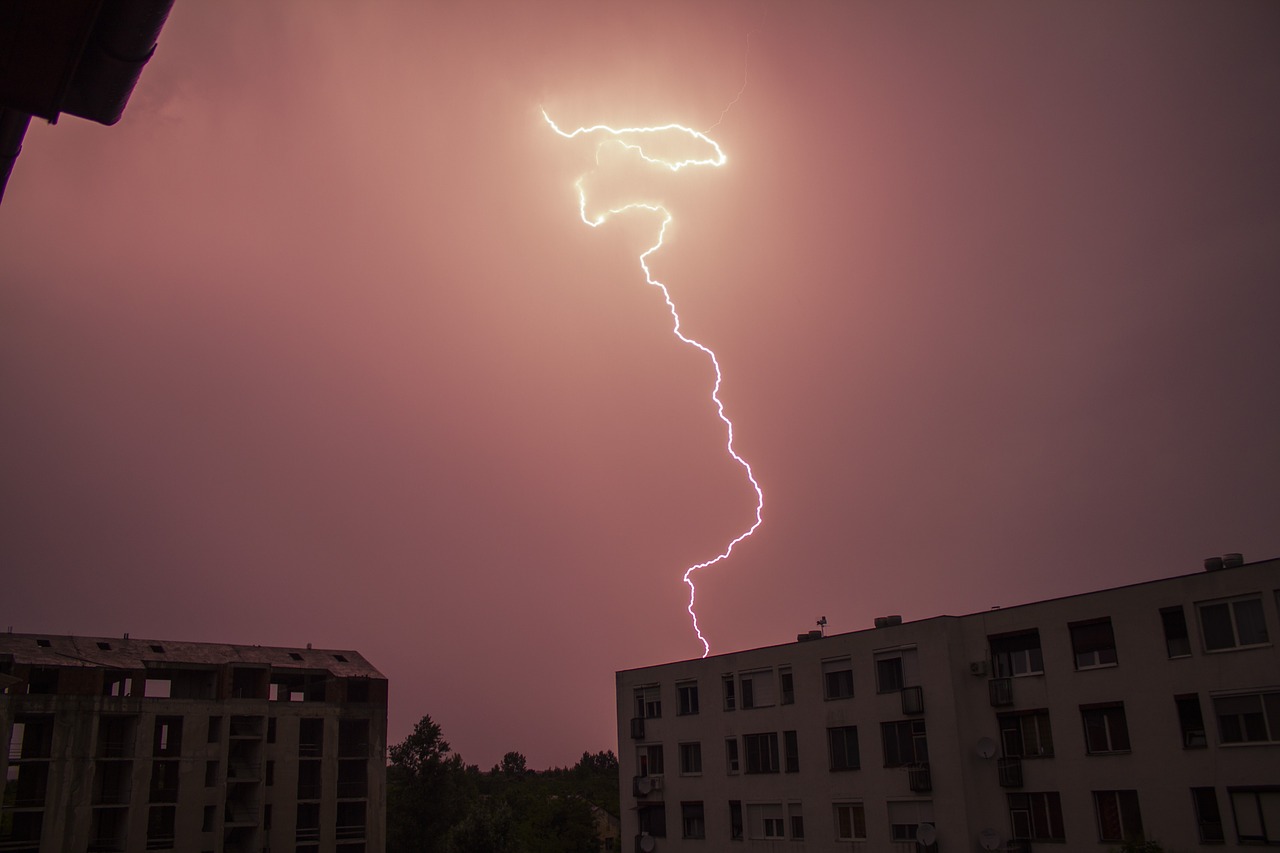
[{"xmin": 544, "ymin": 110, "xmax": 762, "ymax": 658}]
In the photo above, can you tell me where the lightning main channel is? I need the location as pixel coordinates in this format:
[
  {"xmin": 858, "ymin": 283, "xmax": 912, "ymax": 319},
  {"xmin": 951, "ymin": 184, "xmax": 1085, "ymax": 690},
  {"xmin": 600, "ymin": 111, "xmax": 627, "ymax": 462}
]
[{"xmin": 544, "ymin": 110, "xmax": 763, "ymax": 658}]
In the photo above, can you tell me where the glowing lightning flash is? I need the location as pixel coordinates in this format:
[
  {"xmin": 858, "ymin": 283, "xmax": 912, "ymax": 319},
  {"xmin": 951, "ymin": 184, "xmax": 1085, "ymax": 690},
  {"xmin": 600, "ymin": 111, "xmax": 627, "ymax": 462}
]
[{"xmin": 544, "ymin": 109, "xmax": 763, "ymax": 658}]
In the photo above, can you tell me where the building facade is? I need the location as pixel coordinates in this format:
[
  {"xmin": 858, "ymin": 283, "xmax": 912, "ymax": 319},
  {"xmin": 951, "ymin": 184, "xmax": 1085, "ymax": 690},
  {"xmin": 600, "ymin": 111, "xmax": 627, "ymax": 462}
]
[
  {"xmin": 0, "ymin": 634, "xmax": 387, "ymax": 853},
  {"xmin": 617, "ymin": 556, "xmax": 1280, "ymax": 851}
]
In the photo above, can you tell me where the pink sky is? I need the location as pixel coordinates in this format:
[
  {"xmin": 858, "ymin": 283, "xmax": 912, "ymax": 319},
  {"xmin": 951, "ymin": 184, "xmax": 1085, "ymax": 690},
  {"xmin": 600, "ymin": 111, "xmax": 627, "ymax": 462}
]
[{"xmin": 2, "ymin": 1, "xmax": 1279, "ymax": 769}]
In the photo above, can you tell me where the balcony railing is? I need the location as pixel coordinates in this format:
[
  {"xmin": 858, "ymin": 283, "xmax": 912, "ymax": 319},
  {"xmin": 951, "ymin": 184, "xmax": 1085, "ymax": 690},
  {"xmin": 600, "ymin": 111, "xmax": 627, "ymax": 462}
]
[
  {"xmin": 907, "ymin": 763, "xmax": 932, "ymax": 793},
  {"xmin": 989, "ymin": 677, "xmax": 1013, "ymax": 707},
  {"xmin": 997, "ymin": 756, "xmax": 1023, "ymax": 787},
  {"xmin": 900, "ymin": 686, "xmax": 924, "ymax": 715}
]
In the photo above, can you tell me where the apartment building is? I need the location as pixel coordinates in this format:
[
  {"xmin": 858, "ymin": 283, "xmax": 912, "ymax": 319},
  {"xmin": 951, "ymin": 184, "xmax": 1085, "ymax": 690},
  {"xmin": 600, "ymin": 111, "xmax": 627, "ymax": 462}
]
[
  {"xmin": 617, "ymin": 555, "xmax": 1280, "ymax": 851},
  {"xmin": 0, "ymin": 634, "xmax": 387, "ymax": 853}
]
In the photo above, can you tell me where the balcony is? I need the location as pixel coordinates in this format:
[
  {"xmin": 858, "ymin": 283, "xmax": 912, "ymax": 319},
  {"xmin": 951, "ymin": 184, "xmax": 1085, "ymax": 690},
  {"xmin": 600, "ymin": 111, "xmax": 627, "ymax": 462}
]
[
  {"xmin": 900, "ymin": 686, "xmax": 924, "ymax": 715},
  {"xmin": 989, "ymin": 677, "xmax": 1013, "ymax": 707},
  {"xmin": 997, "ymin": 756, "xmax": 1023, "ymax": 787},
  {"xmin": 907, "ymin": 763, "xmax": 932, "ymax": 793}
]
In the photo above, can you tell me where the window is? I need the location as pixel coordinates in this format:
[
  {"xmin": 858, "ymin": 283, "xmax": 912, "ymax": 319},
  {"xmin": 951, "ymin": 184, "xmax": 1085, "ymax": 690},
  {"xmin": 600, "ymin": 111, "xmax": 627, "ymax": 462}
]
[
  {"xmin": 149, "ymin": 760, "xmax": 180, "ymax": 803},
  {"xmin": 1175, "ymin": 694, "xmax": 1207, "ymax": 748},
  {"xmin": 744, "ymin": 732, "xmax": 780, "ymax": 774},
  {"xmin": 635, "ymin": 685, "xmax": 661, "ymax": 719},
  {"xmin": 828, "ymin": 726, "xmax": 859, "ymax": 770},
  {"xmin": 779, "ymin": 667, "xmax": 795, "ymax": 704},
  {"xmin": 153, "ymin": 717, "xmax": 182, "ymax": 757},
  {"xmin": 998, "ymin": 709, "xmax": 1054, "ymax": 758},
  {"xmin": 1213, "ymin": 691, "xmax": 1280, "ymax": 743},
  {"xmin": 788, "ymin": 803, "xmax": 804, "ymax": 839},
  {"xmin": 1228, "ymin": 787, "xmax": 1280, "ymax": 844},
  {"xmin": 679, "ymin": 742, "xmax": 702, "ymax": 775},
  {"xmin": 722, "ymin": 675, "xmax": 736, "ymax": 711},
  {"xmin": 1081, "ymin": 703, "xmax": 1130, "ymax": 753},
  {"xmin": 729, "ymin": 801, "xmax": 743, "ymax": 840},
  {"xmin": 207, "ymin": 716, "xmax": 221, "ymax": 744},
  {"xmin": 887, "ymin": 801, "xmax": 934, "ymax": 843},
  {"xmin": 146, "ymin": 805, "xmax": 176, "ymax": 850},
  {"xmin": 990, "ymin": 630, "xmax": 1044, "ymax": 677},
  {"xmin": 1008, "ymin": 792, "xmax": 1065, "ymax": 841},
  {"xmin": 681, "ymin": 802, "xmax": 705, "ymax": 839},
  {"xmin": 746, "ymin": 803, "xmax": 785, "ymax": 840},
  {"xmin": 834, "ymin": 802, "xmax": 867, "ymax": 841},
  {"xmin": 205, "ymin": 760, "xmax": 218, "ymax": 787},
  {"xmin": 725, "ymin": 737, "xmax": 739, "ymax": 774},
  {"xmin": 783, "ymin": 730, "xmax": 799, "ymax": 773},
  {"xmin": 202, "ymin": 804, "xmax": 216, "ymax": 832},
  {"xmin": 1161, "ymin": 606, "xmax": 1191, "ymax": 657},
  {"xmin": 876, "ymin": 656, "xmax": 905, "ymax": 693},
  {"xmin": 740, "ymin": 669, "xmax": 775, "ymax": 708},
  {"xmin": 1093, "ymin": 790, "xmax": 1143, "ymax": 842},
  {"xmin": 637, "ymin": 744, "xmax": 664, "ymax": 776},
  {"xmin": 1199, "ymin": 596, "xmax": 1269, "ymax": 651},
  {"xmin": 822, "ymin": 658, "xmax": 854, "ymax": 700},
  {"xmin": 1191, "ymin": 787, "xmax": 1224, "ymax": 843},
  {"xmin": 677, "ymin": 681, "xmax": 699, "ymax": 716},
  {"xmin": 1069, "ymin": 618, "xmax": 1117, "ymax": 669},
  {"xmin": 882, "ymin": 719, "xmax": 928, "ymax": 767},
  {"xmin": 637, "ymin": 803, "xmax": 666, "ymax": 838}
]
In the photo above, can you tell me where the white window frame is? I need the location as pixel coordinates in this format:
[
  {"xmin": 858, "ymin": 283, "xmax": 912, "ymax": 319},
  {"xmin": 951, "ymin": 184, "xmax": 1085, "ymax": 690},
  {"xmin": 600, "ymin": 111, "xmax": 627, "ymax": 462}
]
[{"xmin": 1198, "ymin": 596, "xmax": 1270, "ymax": 652}]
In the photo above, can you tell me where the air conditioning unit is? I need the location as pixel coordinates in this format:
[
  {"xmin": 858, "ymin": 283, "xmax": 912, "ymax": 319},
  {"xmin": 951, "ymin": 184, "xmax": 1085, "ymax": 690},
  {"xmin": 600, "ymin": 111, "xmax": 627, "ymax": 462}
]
[{"xmin": 969, "ymin": 660, "xmax": 988, "ymax": 676}]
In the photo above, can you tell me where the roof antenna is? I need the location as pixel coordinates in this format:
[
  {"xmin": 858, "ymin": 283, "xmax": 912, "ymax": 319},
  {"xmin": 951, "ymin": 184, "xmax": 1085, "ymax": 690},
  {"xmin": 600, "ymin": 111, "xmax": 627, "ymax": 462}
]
[{"xmin": 816, "ymin": 616, "xmax": 828, "ymax": 637}]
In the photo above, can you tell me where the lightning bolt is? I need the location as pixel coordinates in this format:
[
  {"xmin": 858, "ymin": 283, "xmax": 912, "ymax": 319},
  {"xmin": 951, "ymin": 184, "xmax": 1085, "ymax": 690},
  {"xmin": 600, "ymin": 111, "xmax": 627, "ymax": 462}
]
[{"xmin": 544, "ymin": 109, "xmax": 763, "ymax": 658}]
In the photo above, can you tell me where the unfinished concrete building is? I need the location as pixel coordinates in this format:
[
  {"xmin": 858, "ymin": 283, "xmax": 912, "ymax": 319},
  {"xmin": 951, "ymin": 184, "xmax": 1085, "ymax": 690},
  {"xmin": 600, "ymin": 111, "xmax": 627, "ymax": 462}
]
[{"xmin": 0, "ymin": 634, "xmax": 387, "ymax": 853}]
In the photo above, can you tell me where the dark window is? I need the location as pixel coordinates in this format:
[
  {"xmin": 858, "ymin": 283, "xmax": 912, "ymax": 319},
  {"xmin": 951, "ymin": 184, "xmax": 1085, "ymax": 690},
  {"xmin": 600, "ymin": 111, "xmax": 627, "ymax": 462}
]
[
  {"xmin": 1009, "ymin": 792, "xmax": 1065, "ymax": 841},
  {"xmin": 783, "ymin": 730, "xmax": 799, "ymax": 773},
  {"xmin": 834, "ymin": 803, "xmax": 866, "ymax": 841},
  {"xmin": 740, "ymin": 676, "xmax": 754, "ymax": 709},
  {"xmin": 150, "ymin": 644, "xmax": 165, "ymax": 654},
  {"xmin": 1214, "ymin": 692, "xmax": 1280, "ymax": 743},
  {"xmin": 299, "ymin": 718, "xmax": 324, "ymax": 757},
  {"xmin": 679, "ymin": 742, "xmax": 702, "ymax": 775},
  {"xmin": 876, "ymin": 656, "xmax": 905, "ymax": 693},
  {"xmin": 828, "ymin": 726, "xmax": 860, "ymax": 770},
  {"xmin": 1069, "ymin": 618, "xmax": 1117, "ymax": 669},
  {"xmin": 297, "ymin": 760, "xmax": 322, "ymax": 799},
  {"xmin": 743, "ymin": 732, "xmax": 779, "ymax": 774},
  {"xmin": 1175, "ymin": 694, "xmax": 1207, "ymax": 748},
  {"xmin": 681, "ymin": 802, "xmax": 705, "ymax": 839},
  {"xmin": 729, "ymin": 801, "xmax": 743, "ymax": 840},
  {"xmin": 822, "ymin": 659, "xmax": 854, "ymax": 700},
  {"xmin": 881, "ymin": 719, "xmax": 928, "ymax": 767},
  {"xmin": 202, "ymin": 804, "xmax": 216, "ymax": 832},
  {"xmin": 338, "ymin": 719, "xmax": 370, "ymax": 758},
  {"xmin": 266, "ymin": 760, "xmax": 274, "ymax": 786},
  {"xmin": 1191, "ymin": 787, "xmax": 1224, "ymax": 843},
  {"xmin": 635, "ymin": 685, "xmax": 661, "ymax": 719},
  {"xmin": 1081, "ymin": 703, "xmax": 1130, "ymax": 753},
  {"xmin": 1228, "ymin": 787, "xmax": 1280, "ymax": 844},
  {"xmin": 288, "ymin": 652, "xmax": 303, "ymax": 661},
  {"xmin": 207, "ymin": 716, "xmax": 221, "ymax": 744},
  {"xmin": 722, "ymin": 675, "xmax": 736, "ymax": 711},
  {"xmin": 28, "ymin": 667, "xmax": 59, "ymax": 694},
  {"xmin": 205, "ymin": 760, "xmax": 218, "ymax": 787},
  {"xmin": 1093, "ymin": 790, "xmax": 1143, "ymax": 842},
  {"xmin": 266, "ymin": 717, "xmax": 276, "ymax": 743},
  {"xmin": 333, "ymin": 654, "xmax": 347, "ymax": 662},
  {"xmin": 677, "ymin": 681, "xmax": 699, "ymax": 716},
  {"xmin": 1200, "ymin": 597, "xmax": 1269, "ymax": 651},
  {"xmin": 998, "ymin": 709, "xmax": 1054, "ymax": 758},
  {"xmin": 990, "ymin": 630, "xmax": 1044, "ymax": 677},
  {"xmin": 638, "ymin": 803, "xmax": 666, "ymax": 839},
  {"xmin": 789, "ymin": 804, "xmax": 804, "ymax": 839},
  {"xmin": 1161, "ymin": 606, "xmax": 1191, "ymax": 657},
  {"xmin": 725, "ymin": 738, "xmax": 739, "ymax": 774},
  {"xmin": 146, "ymin": 805, "xmax": 176, "ymax": 850},
  {"xmin": 779, "ymin": 668, "xmax": 794, "ymax": 705},
  {"xmin": 149, "ymin": 761, "xmax": 180, "ymax": 803},
  {"xmin": 637, "ymin": 744, "xmax": 664, "ymax": 777}
]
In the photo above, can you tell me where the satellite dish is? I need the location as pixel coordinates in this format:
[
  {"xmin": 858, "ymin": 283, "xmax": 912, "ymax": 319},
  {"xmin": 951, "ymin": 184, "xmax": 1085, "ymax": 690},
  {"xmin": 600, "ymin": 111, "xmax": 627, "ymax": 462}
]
[
  {"xmin": 635, "ymin": 776, "xmax": 652, "ymax": 795},
  {"xmin": 976, "ymin": 737, "xmax": 997, "ymax": 759},
  {"xmin": 916, "ymin": 823, "xmax": 937, "ymax": 846},
  {"xmin": 978, "ymin": 828, "xmax": 1003, "ymax": 851},
  {"xmin": 638, "ymin": 834, "xmax": 656, "ymax": 852}
]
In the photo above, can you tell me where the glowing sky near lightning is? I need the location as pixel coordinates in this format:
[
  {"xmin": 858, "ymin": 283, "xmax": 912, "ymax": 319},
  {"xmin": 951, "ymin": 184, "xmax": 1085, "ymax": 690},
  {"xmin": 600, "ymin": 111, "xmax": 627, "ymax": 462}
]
[
  {"xmin": 2, "ymin": 1, "xmax": 1279, "ymax": 769},
  {"xmin": 543, "ymin": 109, "xmax": 763, "ymax": 657}
]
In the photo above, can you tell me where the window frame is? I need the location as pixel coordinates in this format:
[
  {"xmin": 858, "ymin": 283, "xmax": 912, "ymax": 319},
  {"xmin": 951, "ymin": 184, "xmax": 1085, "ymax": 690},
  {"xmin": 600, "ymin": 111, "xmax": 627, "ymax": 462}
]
[
  {"xmin": 1092, "ymin": 790, "xmax": 1143, "ymax": 842},
  {"xmin": 1008, "ymin": 791, "xmax": 1065, "ymax": 842},
  {"xmin": 990, "ymin": 630, "xmax": 1044, "ymax": 678},
  {"xmin": 1213, "ymin": 691, "xmax": 1280, "ymax": 744},
  {"xmin": 833, "ymin": 802, "xmax": 867, "ymax": 841},
  {"xmin": 1069, "ymin": 618, "xmax": 1118, "ymax": 670},
  {"xmin": 1160, "ymin": 606, "xmax": 1192, "ymax": 658},
  {"xmin": 743, "ymin": 731, "xmax": 780, "ymax": 774},
  {"xmin": 1228, "ymin": 786, "xmax": 1280, "ymax": 844},
  {"xmin": 881, "ymin": 719, "xmax": 928, "ymax": 767},
  {"xmin": 1198, "ymin": 596, "xmax": 1270, "ymax": 652},
  {"xmin": 1081, "ymin": 703, "xmax": 1131, "ymax": 754},
  {"xmin": 827, "ymin": 725, "xmax": 860, "ymax": 771},
  {"xmin": 676, "ymin": 681, "xmax": 699, "ymax": 716},
  {"xmin": 680, "ymin": 801, "xmax": 705, "ymax": 840},
  {"xmin": 822, "ymin": 658, "xmax": 854, "ymax": 701},
  {"xmin": 998, "ymin": 709, "xmax": 1054, "ymax": 758},
  {"xmin": 678, "ymin": 741, "xmax": 702, "ymax": 776}
]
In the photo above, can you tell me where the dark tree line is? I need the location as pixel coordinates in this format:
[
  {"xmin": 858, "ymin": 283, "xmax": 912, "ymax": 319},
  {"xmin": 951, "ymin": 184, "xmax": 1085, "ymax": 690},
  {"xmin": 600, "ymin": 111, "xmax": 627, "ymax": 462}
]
[{"xmin": 387, "ymin": 715, "xmax": 620, "ymax": 853}]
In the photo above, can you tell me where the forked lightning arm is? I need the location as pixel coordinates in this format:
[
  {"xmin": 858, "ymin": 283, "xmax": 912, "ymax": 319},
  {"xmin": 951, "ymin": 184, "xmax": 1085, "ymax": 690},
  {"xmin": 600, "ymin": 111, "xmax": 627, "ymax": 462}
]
[{"xmin": 544, "ymin": 110, "xmax": 763, "ymax": 657}]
